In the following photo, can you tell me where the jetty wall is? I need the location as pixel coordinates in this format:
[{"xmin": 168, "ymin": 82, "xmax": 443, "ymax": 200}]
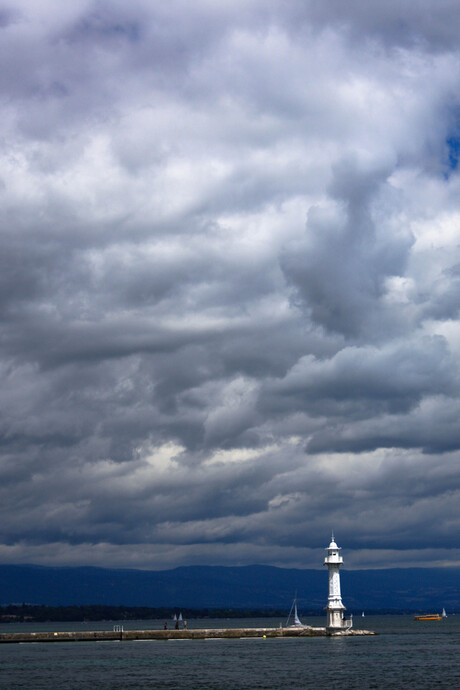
[{"xmin": 0, "ymin": 626, "xmax": 375, "ymax": 644}]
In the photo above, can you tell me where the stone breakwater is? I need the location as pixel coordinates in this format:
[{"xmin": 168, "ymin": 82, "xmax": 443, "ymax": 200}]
[{"xmin": 0, "ymin": 626, "xmax": 376, "ymax": 643}]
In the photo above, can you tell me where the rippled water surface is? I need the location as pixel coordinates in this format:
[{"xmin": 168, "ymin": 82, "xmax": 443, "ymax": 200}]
[{"xmin": 0, "ymin": 616, "xmax": 459, "ymax": 688}]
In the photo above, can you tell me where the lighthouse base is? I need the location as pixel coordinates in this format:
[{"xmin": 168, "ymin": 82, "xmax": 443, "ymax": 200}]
[{"xmin": 326, "ymin": 607, "xmax": 353, "ymax": 634}]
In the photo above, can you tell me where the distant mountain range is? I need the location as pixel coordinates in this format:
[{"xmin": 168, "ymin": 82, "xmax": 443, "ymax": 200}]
[{"xmin": 0, "ymin": 564, "xmax": 458, "ymax": 611}]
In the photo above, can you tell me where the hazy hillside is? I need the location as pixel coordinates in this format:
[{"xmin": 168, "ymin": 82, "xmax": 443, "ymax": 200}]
[{"xmin": 0, "ymin": 564, "xmax": 458, "ymax": 611}]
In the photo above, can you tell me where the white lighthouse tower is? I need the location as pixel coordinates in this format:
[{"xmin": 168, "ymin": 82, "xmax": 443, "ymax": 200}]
[{"xmin": 323, "ymin": 533, "xmax": 352, "ymax": 634}]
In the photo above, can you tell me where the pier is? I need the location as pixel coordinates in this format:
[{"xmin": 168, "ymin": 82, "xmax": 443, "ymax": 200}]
[{"xmin": 0, "ymin": 626, "xmax": 376, "ymax": 644}]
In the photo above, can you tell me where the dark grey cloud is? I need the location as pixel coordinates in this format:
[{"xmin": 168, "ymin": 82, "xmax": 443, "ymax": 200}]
[
  {"xmin": 0, "ymin": 0, "xmax": 459, "ymax": 571},
  {"xmin": 305, "ymin": 0, "xmax": 460, "ymax": 52},
  {"xmin": 281, "ymin": 158, "xmax": 413, "ymax": 337},
  {"xmin": 263, "ymin": 335, "xmax": 457, "ymax": 419}
]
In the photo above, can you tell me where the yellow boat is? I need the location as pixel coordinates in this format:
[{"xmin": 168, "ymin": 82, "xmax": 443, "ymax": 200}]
[{"xmin": 414, "ymin": 614, "xmax": 442, "ymax": 621}]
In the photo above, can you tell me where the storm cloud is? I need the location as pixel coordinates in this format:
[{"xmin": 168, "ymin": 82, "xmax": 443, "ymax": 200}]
[{"xmin": 0, "ymin": 0, "xmax": 460, "ymax": 571}]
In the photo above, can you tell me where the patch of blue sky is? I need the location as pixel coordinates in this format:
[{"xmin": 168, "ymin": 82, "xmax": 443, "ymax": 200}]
[{"xmin": 446, "ymin": 136, "xmax": 460, "ymax": 173}]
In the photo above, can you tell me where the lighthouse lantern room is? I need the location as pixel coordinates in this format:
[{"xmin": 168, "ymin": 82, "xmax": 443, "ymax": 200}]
[{"xmin": 324, "ymin": 533, "xmax": 352, "ymax": 634}]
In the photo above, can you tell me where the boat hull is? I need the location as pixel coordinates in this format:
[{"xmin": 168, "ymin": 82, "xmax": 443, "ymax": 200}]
[{"xmin": 414, "ymin": 614, "xmax": 442, "ymax": 621}]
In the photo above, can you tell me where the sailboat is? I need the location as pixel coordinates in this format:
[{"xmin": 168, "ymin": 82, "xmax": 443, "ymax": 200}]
[
  {"xmin": 172, "ymin": 613, "xmax": 177, "ymax": 621},
  {"xmin": 361, "ymin": 612, "xmax": 365, "ymax": 618},
  {"xmin": 293, "ymin": 602, "xmax": 302, "ymax": 626},
  {"xmin": 286, "ymin": 594, "xmax": 305, "ymax": 628},
  {"xmin": 442, "ymin": 608, "xmax": 447, "ymax": 619},
  {"xmin": 178, "ymin": 612, "xmax": 183, "ymax": 622}
]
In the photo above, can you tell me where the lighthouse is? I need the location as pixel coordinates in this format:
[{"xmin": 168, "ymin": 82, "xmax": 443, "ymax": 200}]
[{"xmin": 324, "ymin": 533, "xmax": 352, "ymax": 634}]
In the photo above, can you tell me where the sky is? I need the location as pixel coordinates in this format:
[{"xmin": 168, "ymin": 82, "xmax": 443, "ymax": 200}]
[{"xmin": 1, "ymin": 0, "xmax": 460, "ymax": 572}]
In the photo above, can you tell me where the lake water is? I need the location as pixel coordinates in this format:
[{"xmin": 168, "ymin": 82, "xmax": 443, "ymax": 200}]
[{"xmin": 0, "ymin": 615, "xmax": 459, "ymax": 688}]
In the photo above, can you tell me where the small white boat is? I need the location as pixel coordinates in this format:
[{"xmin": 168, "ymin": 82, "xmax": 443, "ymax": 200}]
[
  {"xmin": 293, "ymin": 602, "xmax": 302, "ymax": 626},
  {"xmin": 172, "ymin": 613, "xmax": 177, "ymax": 621},
  {"xmin": 362, "ymin": 611, "xmax": 365, "ymax": 618},
  {"xmin": 286, "ymin": 594, "xmax": 306, "ymax": 628},
  {"xmin": 178, "ymin": 612, "xmax": 183, "ymax": 622},
  {"xmin": 442, "ymin": 608, "xmax": 447, "ymax": 619}
]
